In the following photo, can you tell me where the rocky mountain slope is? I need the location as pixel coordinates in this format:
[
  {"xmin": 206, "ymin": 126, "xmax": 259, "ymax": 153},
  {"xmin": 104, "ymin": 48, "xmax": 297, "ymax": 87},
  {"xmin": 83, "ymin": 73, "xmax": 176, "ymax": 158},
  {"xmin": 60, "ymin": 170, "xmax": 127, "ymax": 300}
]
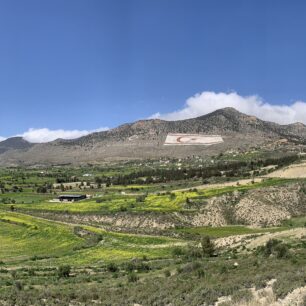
[
  {"xmin": 0, "ymin": 137, "xmax": 33, "ymax": 154},
  {"xmin": 1, "ymin": 107, "xmax": 306, "ymax": 165}
]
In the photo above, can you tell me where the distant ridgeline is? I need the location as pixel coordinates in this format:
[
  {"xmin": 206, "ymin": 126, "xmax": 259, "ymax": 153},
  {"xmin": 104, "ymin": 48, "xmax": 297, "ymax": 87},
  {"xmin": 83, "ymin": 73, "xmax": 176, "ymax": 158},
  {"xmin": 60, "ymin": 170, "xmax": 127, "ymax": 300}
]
[{"xmin": 0, "ymin": 108, "xmax": 306, "ymax": 165}]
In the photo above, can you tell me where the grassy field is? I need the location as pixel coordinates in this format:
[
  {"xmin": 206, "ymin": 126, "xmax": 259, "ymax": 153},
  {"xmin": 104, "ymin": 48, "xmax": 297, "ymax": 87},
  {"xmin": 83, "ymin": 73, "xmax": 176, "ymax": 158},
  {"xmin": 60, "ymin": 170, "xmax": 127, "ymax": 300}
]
[
  {"xmin": 176, "ymin": 225, "xmax": 288, "ymax": 238},
  {"xmin": 48, "ymin": 226, "xmax": 184, "ymax": 266},
  {"xmin": 0, "ymin": 192, "xmax": 53, "ymax": 204},
  {"xmin": 0, "ymin": 210, "xmax": 183, "ymax": 267},
  {"xmin": 0, "ymin": 211, "xmax": 83, "ymax": 262},
  {"xmin": 281, "ymin": 216, "xmax": 306, "ymax": 228}
]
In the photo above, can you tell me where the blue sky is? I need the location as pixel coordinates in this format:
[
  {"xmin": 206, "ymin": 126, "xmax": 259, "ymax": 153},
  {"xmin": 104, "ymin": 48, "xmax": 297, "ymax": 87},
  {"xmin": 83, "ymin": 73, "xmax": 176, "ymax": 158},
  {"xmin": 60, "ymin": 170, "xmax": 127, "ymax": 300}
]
[{"xmin": 1, "ymin": 0, "xmax": 306, "ymax": 142}]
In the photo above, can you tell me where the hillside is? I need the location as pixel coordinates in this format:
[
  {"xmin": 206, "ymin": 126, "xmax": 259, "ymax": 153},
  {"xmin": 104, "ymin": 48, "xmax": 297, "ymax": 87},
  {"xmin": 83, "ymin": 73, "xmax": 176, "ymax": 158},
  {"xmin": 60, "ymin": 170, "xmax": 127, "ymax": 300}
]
[
  {"xmin": 1, "ymin": 107, "xmax": 306, "ymax": 165},
  {"xmin": 0, "ymin": 137, "xmax": 33, "ymax": 154}
]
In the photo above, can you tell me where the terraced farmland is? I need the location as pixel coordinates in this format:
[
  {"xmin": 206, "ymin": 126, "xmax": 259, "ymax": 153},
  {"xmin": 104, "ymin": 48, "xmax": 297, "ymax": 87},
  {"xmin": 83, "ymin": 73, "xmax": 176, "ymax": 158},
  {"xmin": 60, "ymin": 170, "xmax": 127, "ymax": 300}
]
[
  {"xmin": 0, "ymin": 210, "xmax": 183, "ymax": 267},
  {"xmin": 0, "ymin": 211, "xmax": 83, "ymax": 262}
]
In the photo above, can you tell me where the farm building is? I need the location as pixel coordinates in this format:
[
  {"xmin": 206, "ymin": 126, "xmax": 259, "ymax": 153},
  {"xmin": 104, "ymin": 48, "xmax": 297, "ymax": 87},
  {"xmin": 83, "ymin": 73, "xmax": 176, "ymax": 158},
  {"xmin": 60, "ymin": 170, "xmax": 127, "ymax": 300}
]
[{"xmin": 58, "ymin": 194, "xmax": 86, "ymax": 202}]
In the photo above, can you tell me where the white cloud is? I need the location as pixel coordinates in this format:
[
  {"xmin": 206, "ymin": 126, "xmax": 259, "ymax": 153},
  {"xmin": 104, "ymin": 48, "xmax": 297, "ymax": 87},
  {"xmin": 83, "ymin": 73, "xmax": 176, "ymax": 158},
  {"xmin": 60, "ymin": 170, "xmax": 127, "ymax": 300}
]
[
  {"xmin": 20, "ymin": 127, "xmax": 109, "ymax": 143},
  {"xmin": 150, "ymin": 91, "xmax": 306, "ymax": 125},
  {"xmin": 0, "ymin": 136, "xmax": 6, "ymax": 142}
]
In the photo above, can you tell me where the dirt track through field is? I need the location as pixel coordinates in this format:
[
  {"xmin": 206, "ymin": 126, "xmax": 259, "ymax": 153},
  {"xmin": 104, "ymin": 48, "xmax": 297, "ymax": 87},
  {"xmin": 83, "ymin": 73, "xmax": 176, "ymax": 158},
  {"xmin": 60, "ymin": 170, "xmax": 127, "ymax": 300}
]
[
  {"xmin": 175, "ymin": 161, "xmax": 306, "ymax": 193},
  {"xmin": 174, "ymin": 177, "xmax": 264, "ymax": 192},
  {"xmin": 247, "ymin": 228, "xmax": 306, "ymax": 249},
  {"xmin": 265, "ymin": 162, "xmax": 306, "ymax": 178}
]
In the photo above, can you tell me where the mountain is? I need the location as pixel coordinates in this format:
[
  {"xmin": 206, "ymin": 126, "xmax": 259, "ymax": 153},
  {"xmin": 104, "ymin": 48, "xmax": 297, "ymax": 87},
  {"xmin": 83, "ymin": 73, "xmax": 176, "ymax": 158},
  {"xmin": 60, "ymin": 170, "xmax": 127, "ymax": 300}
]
[
  {"xmin": 0, "ymin": 137, "xmax": 33, "ymax": 154},
  {"xmin": 0, "ymin": 108, "xmax": 306, "ymax": 166}
]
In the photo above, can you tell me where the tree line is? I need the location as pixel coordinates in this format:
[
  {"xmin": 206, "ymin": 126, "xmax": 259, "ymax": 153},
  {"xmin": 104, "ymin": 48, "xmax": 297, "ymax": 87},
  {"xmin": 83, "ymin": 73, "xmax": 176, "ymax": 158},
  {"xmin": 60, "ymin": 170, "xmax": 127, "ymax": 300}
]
[{"xmin": 94, "ymin": 154, "xmax": 299, "ymax": 185}]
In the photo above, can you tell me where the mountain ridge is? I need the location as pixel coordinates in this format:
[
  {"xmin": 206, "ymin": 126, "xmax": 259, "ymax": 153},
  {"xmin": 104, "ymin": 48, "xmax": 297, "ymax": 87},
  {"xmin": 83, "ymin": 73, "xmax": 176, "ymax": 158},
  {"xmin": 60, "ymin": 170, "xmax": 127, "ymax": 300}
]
[{"xmin": 1, "ymin": 107, "xmax": 305, "ymax": 165}]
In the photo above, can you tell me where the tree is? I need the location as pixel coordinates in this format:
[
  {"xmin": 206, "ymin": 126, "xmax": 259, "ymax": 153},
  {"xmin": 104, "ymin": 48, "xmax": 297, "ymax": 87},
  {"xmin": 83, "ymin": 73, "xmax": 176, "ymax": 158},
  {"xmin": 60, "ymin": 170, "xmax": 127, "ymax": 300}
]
[
  {"xmin": 36, "ymin": 186, "xmax": 47, "ymax": 193},
  {"xmin": 95, "ymin": 176, "xmax": 102, "ymax": 185}
]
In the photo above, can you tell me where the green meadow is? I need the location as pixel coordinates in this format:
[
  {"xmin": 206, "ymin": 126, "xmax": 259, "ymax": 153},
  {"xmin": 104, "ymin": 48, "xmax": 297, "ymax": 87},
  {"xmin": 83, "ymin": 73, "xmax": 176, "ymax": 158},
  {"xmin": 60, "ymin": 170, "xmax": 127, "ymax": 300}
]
[
  {"xmin": 0, "ymin": 211, "xmax": 83, "ymax": 262},
  {"xmin": 0, "ymin": 211, "xmax": 183, "ymax": 267}
]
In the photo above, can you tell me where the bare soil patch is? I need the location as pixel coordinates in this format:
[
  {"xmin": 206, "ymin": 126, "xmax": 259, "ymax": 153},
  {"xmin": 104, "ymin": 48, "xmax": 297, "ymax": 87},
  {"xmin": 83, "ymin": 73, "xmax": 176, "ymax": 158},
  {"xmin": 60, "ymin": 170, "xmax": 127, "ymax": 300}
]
[{"xmin": 265, "ymin": 162, "xmax": 306, "ymax": 178}]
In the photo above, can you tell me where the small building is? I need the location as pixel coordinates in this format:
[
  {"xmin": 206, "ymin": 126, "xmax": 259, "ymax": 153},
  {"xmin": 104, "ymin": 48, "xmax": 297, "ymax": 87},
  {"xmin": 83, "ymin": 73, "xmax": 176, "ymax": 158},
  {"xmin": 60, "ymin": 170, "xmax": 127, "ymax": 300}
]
[{"xmin": 58, "ymin": 194, "xmax": 86, "ymax": 202}]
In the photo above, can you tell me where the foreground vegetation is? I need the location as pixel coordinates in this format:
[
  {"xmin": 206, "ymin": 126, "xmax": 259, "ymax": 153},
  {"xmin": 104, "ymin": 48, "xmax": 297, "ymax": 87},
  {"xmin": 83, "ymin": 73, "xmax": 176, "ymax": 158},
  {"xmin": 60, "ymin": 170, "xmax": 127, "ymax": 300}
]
[
  {"xmin": 0, "ymin": 236, "xmax": 305, "ymax": 305},
  {"xmin": 0, "ymin": 154, "xmax": 305, "ymax": 305},
  {"xmin": 0, "ymin": 211, "xmax": 182, "ymax": 268}
]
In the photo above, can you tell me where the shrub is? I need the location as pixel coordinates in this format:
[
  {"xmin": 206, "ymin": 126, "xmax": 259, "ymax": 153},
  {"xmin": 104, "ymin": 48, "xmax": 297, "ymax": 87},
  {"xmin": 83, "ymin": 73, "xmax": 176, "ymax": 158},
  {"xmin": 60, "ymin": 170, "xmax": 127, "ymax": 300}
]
[
  {"xmin": 107, "ymin": 262, "xmax": 118, "ymax": 273},
  {"xmin": 136, "ymin": 194, "xmax": 147, "ymax": 202},
  {"xmin": 127, "ymin": 272, "xmax": 138, "ymax": 283},
  {"xmin": 201, "ymin": 236, "xmax": 215, "ymax": 257},
  {"xmin": 58, "ymin": 265, "xmax": 71, "ymax": 278},
  {"xmin": 14, "ymin": 281, "xmax": 23, "ymax": 291},
  {"xmin": 172, "ymin": 247, "xmax": 184, "ymax": 257},
  {"xmin": 112, "ymin": 272, "xmax": 119, "ymax": 278},
  {"xmin": 186, "ymin": 245, "xmax": 203, "ymax": 259},
  {"xmin": 11, "ymin": 270, "xmax": 17, "ymax": 279},
  {"xmin": 164, "ymin": 270, "xmax": 171, "ymax": 277},
  {"xmin": 275, "ymin": 244, "xmax": 290, "ymax": 259},
  {"xmin": 176, "ymin": 266, "xmax": 183, "ymax": 274},
  {"xmin": 263, "ymin": 239, "xmax": 281, "ymax": 257},
  {"xmin": 257, "ymin": 239, "xmax": 290, "ymax": 259},
  {"xmin": 28, "ymin": 268, "xmax": 35, "ymax": 276},
  {"xmin": 169, "ymin": 193, "xmax": 176, "ymax": 200},
  {"xmin": 191, "ymin": 261, "xmax": 202, "ymax": 270},
  {"xmin": 220, "ymin": 265, "xmax": 228, "ymax": 274},
  {"xmin": 182, "ymin": 261, "xmax": 202, "ymax": 273},
  {"xmin": 125, "ymin": 259, "xmax": 150, "ymax": 272},
  {"xmin": 197, "ymin": 268, "xmax": 205, "ymax": 278}
]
